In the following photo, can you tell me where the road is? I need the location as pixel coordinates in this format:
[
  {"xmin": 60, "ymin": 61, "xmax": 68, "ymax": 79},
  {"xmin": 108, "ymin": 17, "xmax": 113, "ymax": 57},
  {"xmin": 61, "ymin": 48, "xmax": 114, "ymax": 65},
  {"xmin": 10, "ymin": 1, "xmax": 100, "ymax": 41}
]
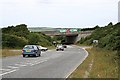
[{"xmin": 1, "ymin": 45, "xmax": 88, "ymax": 79}]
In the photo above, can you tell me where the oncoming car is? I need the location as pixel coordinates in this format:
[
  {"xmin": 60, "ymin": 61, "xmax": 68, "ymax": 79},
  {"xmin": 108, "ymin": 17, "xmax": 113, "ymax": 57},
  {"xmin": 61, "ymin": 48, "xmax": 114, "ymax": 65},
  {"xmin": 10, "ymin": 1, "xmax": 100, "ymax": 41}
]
[
  {"xmin": 22, "ymin": 45, "xmax": 41, "ymax": 57},
  {"xmin": 56, "ymin": 44, "xmax": 64, "ymax": 51}
]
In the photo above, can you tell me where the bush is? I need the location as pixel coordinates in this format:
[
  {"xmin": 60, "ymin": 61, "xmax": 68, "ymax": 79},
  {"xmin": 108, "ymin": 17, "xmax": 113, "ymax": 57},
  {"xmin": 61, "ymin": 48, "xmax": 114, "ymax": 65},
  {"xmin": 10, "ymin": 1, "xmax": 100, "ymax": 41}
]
[
  {"xmin": 2, "ymin": 34, "xmax": 28, "ymax": 48},
  {"xmin": 2, "ymin": 24, "xmax": 54, "ymax": 48},
  {"xmin": 78, "ymin": 22, "xmax": 120, "ymax": 53}
]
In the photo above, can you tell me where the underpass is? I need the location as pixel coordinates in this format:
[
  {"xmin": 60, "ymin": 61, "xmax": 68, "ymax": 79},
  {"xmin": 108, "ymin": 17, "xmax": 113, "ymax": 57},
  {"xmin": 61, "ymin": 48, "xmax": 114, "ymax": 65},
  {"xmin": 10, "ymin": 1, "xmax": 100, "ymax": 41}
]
[{"xmin": 43, "ymin": 31, "xmax": 92, "ymax": 44}]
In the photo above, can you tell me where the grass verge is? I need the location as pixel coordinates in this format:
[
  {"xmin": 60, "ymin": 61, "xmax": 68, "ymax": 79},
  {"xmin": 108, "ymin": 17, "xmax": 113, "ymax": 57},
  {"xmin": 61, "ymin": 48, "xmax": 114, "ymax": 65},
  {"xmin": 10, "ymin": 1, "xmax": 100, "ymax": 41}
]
[
  {"xmin": 1, "ymin": 49, "xmax": 22, "ymax": 57},
  {"xmin": 47, "ymin": 46, "xmax": 55, "ymax": 50},
  {"xmin": 68, "ymin": 47, "xmax": 118, "ymax": 79}
]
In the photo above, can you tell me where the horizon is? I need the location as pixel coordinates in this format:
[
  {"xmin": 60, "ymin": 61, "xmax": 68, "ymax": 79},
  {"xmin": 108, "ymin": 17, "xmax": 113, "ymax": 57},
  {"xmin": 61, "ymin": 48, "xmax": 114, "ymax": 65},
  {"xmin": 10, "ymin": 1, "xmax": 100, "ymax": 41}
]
[{"xmin": 0, "ymin": 21, "xmax": 118, "ymax": 29}]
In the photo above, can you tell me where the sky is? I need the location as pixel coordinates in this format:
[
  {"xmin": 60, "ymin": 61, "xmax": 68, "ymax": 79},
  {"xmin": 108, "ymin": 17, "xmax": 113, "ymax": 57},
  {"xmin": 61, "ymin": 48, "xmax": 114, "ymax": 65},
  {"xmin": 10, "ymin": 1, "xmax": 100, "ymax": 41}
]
[
  {"xmin": 118, "ymin": 1, "xmax": 120, "ymax": 22},
  {"xmin": 0, "ymin": 0, "xmax": 119, "ymax": 28}
]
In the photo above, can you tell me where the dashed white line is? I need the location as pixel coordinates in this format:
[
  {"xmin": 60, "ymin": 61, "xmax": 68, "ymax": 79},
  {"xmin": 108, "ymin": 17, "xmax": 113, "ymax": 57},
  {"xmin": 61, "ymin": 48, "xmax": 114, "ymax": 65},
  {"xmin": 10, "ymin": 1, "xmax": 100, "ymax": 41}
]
[
  {"xmin": 7, "ymin": 66, "xmax": 19, "ymax": 69},
  {"xmin": 30, "ymin": 60, "xmax": 48, "ymax": 66},
  {"xmin": 26, "ymin": 63, "xmax": 34, "ymax": 65},
  {"xmin": 14, "ymin": 64, "xmax": 27, "ymax": 67}
]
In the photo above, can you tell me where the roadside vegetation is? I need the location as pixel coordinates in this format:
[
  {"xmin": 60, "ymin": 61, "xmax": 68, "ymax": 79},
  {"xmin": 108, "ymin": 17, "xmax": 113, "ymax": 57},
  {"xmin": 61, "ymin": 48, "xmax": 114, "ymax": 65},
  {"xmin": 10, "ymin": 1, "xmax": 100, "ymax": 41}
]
[
  {"xmin": 69, "ymin": 22, "xmax": 120, "ymax": 79},
  {"xmin": 46, "ymin": 45, "xmax": 56, "ymax": 50},
  {"xmin": 2, "ymin": 49, "xmax": 22, "ymax": 57},
  {"xmin": 78, "ymin": 22, "xmax": 120, "ymax": 54},
  {"xmin": 69, "ymin": 47, "xmax": 118, "ymax": 78},
  {"xmin": 1, "ymin": 24, "xmax": 55, "ymax": 57},
  {"xmin": 2, "ymin": 24, "xmax": 54, "ymax": 49}
]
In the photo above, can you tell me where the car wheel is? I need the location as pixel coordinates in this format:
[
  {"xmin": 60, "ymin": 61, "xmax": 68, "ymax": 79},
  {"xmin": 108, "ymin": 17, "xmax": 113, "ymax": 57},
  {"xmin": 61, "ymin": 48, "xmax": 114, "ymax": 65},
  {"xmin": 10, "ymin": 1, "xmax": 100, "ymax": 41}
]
[
  {"xmin": 34, "ymin": 54, "xmax": 38, "ymax": 57},
  {"xmin": 38, "ymin": 54, "xmax": 41, "ymax": 57},
  {"xmin": 23, "ymin": 54, "xmax": 26, "ymax": 57}
]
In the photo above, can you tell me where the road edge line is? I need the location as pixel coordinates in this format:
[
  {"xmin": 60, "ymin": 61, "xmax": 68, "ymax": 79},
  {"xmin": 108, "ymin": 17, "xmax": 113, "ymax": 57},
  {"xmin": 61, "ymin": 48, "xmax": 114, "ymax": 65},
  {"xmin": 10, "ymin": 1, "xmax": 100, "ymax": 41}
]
[{"xmin": 65, "ymin": 48, "xmax": 89, "ymax": 78}]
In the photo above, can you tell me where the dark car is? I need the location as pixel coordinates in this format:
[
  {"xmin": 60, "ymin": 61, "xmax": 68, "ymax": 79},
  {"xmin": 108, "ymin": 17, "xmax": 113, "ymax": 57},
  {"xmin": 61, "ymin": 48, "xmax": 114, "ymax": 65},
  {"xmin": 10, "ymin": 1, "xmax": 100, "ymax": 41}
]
[{"xmin": 22, "ymin": 45, "xmax": 41, "ymax": 57}]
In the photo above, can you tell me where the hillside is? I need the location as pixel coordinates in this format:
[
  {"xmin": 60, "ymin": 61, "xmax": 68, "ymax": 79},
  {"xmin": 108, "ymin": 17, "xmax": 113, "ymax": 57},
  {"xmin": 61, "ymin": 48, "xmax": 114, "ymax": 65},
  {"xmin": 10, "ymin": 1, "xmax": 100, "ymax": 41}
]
[
  {"xmin": 2, "ymin": 24, "xmax": 53, "ymax": 49},
  {"xmin": 78, "ymin": 22, "xmax": 120, "ymax": 54}
]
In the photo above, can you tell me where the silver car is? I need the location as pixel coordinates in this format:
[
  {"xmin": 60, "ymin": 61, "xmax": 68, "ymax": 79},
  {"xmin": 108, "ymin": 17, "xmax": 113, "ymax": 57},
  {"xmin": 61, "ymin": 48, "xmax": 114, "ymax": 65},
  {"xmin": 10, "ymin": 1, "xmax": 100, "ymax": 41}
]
[{"xmin": 56, "ymin": 44, "xmax": 64, "ymax": 51}]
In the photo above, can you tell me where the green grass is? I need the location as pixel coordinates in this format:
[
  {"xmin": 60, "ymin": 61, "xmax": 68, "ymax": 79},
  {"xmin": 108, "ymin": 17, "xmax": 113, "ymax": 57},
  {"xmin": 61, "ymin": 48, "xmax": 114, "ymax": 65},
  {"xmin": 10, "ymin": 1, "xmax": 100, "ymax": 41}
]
[
  {"xmin": 0, "ymin": 49, "xmax": 2, "ymax": 58},
  {"xmin": 47, "ymin": 46, "xmax": 55, "ymax": 50},
  {"xmin": 1, "ymin": 49, "xmax": 22, "ymax": 57},
  {"xmin": 76, "ymin": 43, "xmax": 89, "ymax": 46},
  {"xmin": 68, "ymin": 47, "xmax": 118, "ymax": 79}
]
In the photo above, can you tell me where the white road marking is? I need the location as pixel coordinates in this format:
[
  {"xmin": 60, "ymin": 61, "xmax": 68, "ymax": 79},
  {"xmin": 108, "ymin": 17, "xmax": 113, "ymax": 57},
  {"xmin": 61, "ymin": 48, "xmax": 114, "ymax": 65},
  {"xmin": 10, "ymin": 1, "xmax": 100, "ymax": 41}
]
[
  {"xmin": 26, "ymin": 63, "xmax": 35, "ymax": 65},
  {"xmin": 48, "ymin": 50, "xmax": 53, "ymax": 52},
  {"xmin": 0, "ymin": 69, "xmax": 18, "ymax": 76},
  {"xmin": 0, "ymin": 69, "xmax": 11, "ymax": 71},
  {"xmin": 30, "ymin": 60, "xmax": 47, "ymax": 66},
  {"xmin": 14, "ymin": 64, "xmax": 27, "ymax": 67},
  {"xmin": 7, "ymin": 66, "xmax": 19, "ymax": 69}
]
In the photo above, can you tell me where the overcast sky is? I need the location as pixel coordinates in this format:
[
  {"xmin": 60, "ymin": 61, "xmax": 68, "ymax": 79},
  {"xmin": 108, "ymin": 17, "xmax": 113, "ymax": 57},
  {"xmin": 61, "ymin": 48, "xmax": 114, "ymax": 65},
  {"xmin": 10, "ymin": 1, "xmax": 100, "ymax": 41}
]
[{"xmin": 0, "ymin": 0, "xmax": 119, "ymax": 28}]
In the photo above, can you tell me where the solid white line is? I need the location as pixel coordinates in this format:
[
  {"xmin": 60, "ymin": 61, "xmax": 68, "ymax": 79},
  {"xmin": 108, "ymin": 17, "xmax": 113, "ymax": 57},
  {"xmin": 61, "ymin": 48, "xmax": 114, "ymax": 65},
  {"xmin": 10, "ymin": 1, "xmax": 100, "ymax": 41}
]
[
  {"xmin": 0, "ymin": 69, "xmax": 18, "ymax": 76},
  {"xmin": 65, "ymin": 48, "xmax": 89, "ymax": 78}
]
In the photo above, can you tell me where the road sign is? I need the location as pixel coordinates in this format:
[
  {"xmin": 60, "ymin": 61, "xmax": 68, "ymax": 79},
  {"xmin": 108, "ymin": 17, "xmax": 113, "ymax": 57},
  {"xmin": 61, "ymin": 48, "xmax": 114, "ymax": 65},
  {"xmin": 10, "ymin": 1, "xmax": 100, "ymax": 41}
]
[
  {"xmin": 77, "ymin": 29, "xmax": 81, "ymax": 32},
  {"xmin": 59, "ymin": 29, "xmax": 66, "ymax": 33},
  {"xmin": 70, "ymin": 29, "xmax": 78, "ymax": 32},
  {"xmin": 66, "ymin": 29, "xmax": 70, "ymax": 33},
  {"xmin": 58, "ymin": 28, "xmax": 81, "ymax": 33},
  {"xmin": 93, "ymin": 40, "xmax": 98, "ymax": 43}
]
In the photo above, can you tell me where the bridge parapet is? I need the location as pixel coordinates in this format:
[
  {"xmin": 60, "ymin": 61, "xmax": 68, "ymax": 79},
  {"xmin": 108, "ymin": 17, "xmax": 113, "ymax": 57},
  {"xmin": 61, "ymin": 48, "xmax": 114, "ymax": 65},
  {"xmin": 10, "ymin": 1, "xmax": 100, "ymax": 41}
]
[{"xmin": 43, "ymin": 31, "xmax": 92, "ymax": 36}]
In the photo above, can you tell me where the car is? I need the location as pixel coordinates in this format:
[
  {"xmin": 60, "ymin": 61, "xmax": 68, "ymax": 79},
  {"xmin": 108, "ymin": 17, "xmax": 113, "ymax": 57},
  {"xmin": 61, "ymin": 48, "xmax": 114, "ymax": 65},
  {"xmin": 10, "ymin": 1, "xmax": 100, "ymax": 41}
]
[
  {"xmin": 38, "ymin": 46, "xmax": 48, "ymax": 51},
  {"xmin": 22, "ymin": 45, "xmax": 41, "ymax": 57},
  {"xmin": 56, "ymin": 44, "xmax": 64, "ymax": 51},
  {"xmin": 63, "ymin": 44, "xmax": 67, "ymax": 48}
]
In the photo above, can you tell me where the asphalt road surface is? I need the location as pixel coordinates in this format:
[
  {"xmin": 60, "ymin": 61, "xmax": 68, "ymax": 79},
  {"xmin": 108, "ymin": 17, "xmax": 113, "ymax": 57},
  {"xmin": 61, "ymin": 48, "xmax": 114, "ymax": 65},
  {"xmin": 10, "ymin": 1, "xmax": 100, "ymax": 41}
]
[{"xmin": 1, "ymin": 45, "xmax": 88, "ymax": 78}]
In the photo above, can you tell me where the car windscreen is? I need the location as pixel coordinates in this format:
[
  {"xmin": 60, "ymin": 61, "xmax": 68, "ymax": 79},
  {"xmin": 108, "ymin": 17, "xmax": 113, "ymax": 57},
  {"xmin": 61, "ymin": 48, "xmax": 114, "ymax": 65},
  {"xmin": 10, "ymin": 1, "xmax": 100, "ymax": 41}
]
[{"xmin": 23, "ymin": 45, "xmax": 34, "ymax": 49}]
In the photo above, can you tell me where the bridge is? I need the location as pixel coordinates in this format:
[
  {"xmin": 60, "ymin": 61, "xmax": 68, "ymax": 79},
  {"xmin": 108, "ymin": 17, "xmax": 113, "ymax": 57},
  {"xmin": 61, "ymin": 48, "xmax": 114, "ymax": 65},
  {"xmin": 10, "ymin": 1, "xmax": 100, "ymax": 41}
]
[
  {"xmin": 28, "ymin": 28, "xmax": 92, "ymax": 44},
  {"xmin": 42, "ymin": 31, "xmax": 92, "ymax": 44}
]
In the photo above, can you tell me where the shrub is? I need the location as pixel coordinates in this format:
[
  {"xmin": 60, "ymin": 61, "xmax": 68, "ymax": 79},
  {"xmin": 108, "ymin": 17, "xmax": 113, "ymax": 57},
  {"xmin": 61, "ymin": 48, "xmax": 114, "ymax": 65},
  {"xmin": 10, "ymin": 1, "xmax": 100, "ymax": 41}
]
[{"xmin": 2, "ymin": 34, "xmax": 28, "ymax": 48}]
